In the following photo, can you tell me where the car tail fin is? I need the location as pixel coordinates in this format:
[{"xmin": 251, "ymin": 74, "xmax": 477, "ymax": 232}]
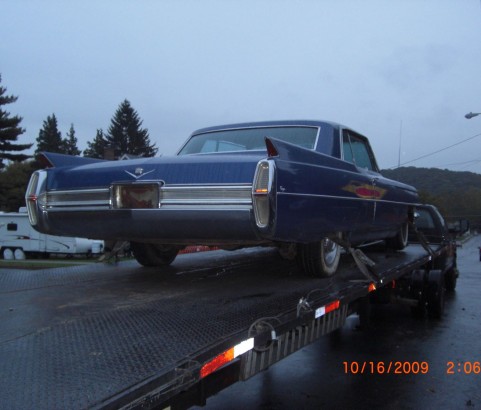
[
  {"xmin": 265, "ymin": 137, "xmax": 279, "ymax": 157},
  {"xmin": 37, "ymin": 152, "xmax": 106, "ymax": 168},
  {"xmin": 265, "ymin": 137, "xmax": 357, "ymax": 172}
]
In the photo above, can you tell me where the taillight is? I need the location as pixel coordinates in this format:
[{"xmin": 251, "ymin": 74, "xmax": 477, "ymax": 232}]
[
  {"xmin": 252, "ymin": 160, "xmax": 274, "ymax": 228},
  {"xmin": 25, "ymin": 171, "xmax": 47, "ymax": 226}
]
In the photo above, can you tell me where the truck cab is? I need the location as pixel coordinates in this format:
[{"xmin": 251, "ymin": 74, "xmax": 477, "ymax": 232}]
[{"xmin": 409, "ymin": 204, "xmax": 459, "ymax": 291}]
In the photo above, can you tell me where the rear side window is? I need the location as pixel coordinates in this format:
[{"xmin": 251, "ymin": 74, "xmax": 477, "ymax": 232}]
[{"xmin": 342, "ymin": 131, "xmax": 378, "ymax": 171}]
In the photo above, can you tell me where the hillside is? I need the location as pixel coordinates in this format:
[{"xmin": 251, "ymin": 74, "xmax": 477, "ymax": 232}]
[
  {"xmin": 381, "ymin": 167, "xmax": 481, "ymax": 224},
  {"xmin": 382, "ymin": 167, "xmax": 481, "ymax": 197}
]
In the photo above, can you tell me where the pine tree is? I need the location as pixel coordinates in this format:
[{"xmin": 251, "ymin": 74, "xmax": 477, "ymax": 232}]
[
  {"xmin": 35, "ymin": 114, "xmax": 64, "ymax": 155},
  {"xmin": 84, "ymin": 129, "xmax": 107, "ymax": 159},
  {"xmin": 63, "ymin": 123, "xmax": 81, "ymax": 156},
  {"xmin": 106, "ymin": 99, "xmax": 157, "ymax": 157},
  {"xmin": 0, "ymin": 75, "xmax": 32, "ymax": 169},
  {"xmin": 0, "ymin": 160, "xmax": 37, "ymax": 212}
]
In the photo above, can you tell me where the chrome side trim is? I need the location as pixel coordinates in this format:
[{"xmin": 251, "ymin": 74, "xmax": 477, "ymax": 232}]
[
  {"xmin": 128, "ymin": 204, "xmax": 253, "ymax": 211},
  {"xmin": 278, "ymin": 191, "xmax": 415, "ymax": 206}
]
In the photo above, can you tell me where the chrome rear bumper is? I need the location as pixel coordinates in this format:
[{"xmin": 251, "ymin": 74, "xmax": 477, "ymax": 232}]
[{"xmin": 26, "ymin": 170, "xmax": 261, "ymax": 244}]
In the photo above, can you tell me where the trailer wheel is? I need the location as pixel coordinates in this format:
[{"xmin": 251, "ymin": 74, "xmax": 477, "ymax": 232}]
[
  {"xmin": 426, "ymin": 270, "xmax": 445, "ymax": 319},
  {"xmin": 444, "ymin": 268, "xmax": 458, "ymax": 292},
  {"xmin": 131, "ymin": 243, "xmax": 179, "ymax": 267},
  {"xmin": 410, "ymin": 303, "xmax": 426, "ymax": 319},
  {"xmin": 357, "ymin": 296, "xmax": 371, "ymax": 329},
  {"xmin": 409, "ymin": 269, "xmax": 427, "ymax": 318},
  {"xmin": 14, "ymin": 249, "xmax": 26, "ymax": 260},
  {"xmin": 3, "ymin": 248, "xmax": 14, "ymax": 260},
  {"xmin": 297, "ymin": 238, "xmax": 341, "ymax": 277},
  {"xmin": 385, "ymin": 222, "xmax": 409, "ymax": 251}
]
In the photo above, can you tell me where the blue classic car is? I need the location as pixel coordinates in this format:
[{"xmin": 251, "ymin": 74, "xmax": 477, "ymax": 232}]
[{"xmin": 25, "ymin": 120, "xmax": 419, "ymax": 276}]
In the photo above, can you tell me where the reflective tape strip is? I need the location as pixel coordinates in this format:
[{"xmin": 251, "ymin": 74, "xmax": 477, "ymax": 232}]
[
  {"xmin": 233, "ymin": 338, "xmax": 254, "ymax": 358},
  {"xmin": 315, "ymin": 300, "xmax": 340, "ymax": 319},
  {"xmin": 200, "ymin": 337, "xmax": 254, "ymax": 379}
]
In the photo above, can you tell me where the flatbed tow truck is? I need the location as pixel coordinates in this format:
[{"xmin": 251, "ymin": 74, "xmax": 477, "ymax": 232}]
[{"xmin": 0, "ymin": 224, "xmax": 455, "ymax": 410}]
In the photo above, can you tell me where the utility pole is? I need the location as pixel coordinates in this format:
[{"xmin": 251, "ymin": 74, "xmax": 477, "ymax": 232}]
[{"xmin": 397, "ymin": 120, "xmax": 403, "ymax": 168}]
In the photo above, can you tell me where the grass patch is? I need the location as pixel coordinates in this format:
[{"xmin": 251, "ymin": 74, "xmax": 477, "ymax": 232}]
[{"xmin": 0, "ymin": 259, "xmax": 95, "ymax": 270}]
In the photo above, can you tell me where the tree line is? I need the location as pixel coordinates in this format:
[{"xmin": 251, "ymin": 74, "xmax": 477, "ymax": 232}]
[
  {"xmin": 0, "ymin": 74, "xmax": 158, "ymax": 211},
  {"xmin": 382, "ymin": 167, "xmax": 481, "ymax": 228},
  {"xmin": 35, "ymin": 101, "xmax": 157, "ymax": 159}
]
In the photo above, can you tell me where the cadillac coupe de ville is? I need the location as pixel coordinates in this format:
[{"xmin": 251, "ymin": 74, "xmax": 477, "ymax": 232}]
[{"xmin": 26, "ymin": 120, "xmax": 419, "ymax": 276}]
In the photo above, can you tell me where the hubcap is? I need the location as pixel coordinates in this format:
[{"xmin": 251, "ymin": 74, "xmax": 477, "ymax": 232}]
[{"xmin": 322, "ymin": 238, "xmax": 339, "ymax": 267}]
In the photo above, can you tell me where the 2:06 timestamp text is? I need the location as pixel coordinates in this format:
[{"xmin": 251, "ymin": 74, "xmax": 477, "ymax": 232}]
[
  {"xmin": 343, "ymin": 361, "xmax": 429, "ymax": 375},
  {"xmin": 446, "ymin": 362, "xmax": 480, "ymax": 374}
]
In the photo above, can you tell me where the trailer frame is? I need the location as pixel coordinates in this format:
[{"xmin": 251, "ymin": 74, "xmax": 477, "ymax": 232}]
[{"xmin": 0, "ymin": 239, "xmax": 451, "ymax": 410}]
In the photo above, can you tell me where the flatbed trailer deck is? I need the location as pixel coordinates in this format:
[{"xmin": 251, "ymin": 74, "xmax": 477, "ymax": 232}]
[{"xmin": 0, "ymin": 244, "xmax": 444, "ymax": 409}]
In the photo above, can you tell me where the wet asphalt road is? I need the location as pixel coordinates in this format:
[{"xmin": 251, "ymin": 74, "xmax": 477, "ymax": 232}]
[{"xmin": 197, "ymin": 237, "xmax": 481, "ymax": 410}]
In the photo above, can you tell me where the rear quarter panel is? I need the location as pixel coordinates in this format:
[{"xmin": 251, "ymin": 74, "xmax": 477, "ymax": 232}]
[{"xmin": 264, "ymin": 138, "xmax": 418, "ymax": 243}]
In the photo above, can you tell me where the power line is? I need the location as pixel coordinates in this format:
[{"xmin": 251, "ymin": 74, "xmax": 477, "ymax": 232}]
[
  {"xmin": 389, "ymin": 131, "xmax": 481, "ymax": 169},
  {"xmin": 432, "ymin": 159, "xmax": 481, "ymax": 171}
]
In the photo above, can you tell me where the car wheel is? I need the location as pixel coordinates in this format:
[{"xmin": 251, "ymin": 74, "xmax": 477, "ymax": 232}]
[
  {"xmin": 297, "ymin": 238, "xmax": 341, "ymax": 277},
  {"xmin": 386, "ymin": 222, "xmax": 409, "ymax": 250},
  {"xmin": 131, "ymin": 242, "xmax": 179, "ymax": 267}
]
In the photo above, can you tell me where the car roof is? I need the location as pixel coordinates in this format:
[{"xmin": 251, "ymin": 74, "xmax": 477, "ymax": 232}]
[{"xmin": 191, "ymin": 120, "xmax": 346, "ymax": 135}]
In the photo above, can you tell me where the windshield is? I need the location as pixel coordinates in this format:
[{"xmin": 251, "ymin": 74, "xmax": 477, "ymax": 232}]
[{"xmin": 178, "ymin": 126, "xmax": 319, "ymax": 155}]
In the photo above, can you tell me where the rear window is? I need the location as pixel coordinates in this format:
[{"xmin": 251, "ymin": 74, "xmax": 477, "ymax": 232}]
[{"xmin": 178, "ymin": 126, "xmax": 319, "ymax": 155}]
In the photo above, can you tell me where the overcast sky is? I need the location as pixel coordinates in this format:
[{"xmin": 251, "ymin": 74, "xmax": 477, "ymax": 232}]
[{"xmin": 2, "ymin": 0, "xmax": 481, "ymax": 172}]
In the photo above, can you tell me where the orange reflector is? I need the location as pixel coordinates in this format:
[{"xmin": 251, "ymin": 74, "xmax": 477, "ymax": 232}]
[
  {"xmin": 255, "ymin": 188, "xmax": 268, "ymax": 193},
  {"xmin": 200, "ymin": 338, "xmax": 254, "ymax": 379},
  {"xmin": 325, "ymin": 300, "xmax": 340, "ymax": 313},
  {"xmin": 200, "ymin": 349, "xmax": 234, "ymax": 379},
  {"xmin": 315, "ymin": 300, "xmax": 340, "ymax": 318},
  {"xmin": 368, "ymin": 283, "xmax": 377, "ymax": 292}
]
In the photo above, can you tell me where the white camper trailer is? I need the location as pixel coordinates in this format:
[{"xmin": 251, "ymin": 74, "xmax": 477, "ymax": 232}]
[{"xmin": 0, "ymin": 208, "xmax": 104, "ymax": 259}]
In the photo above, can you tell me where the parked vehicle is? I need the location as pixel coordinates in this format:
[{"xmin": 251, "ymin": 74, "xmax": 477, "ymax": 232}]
[
  {"xmin": 408, "ymin": 204, "xmax": 459, "ymax": 291},
  {"xmin": 0, "ymin": 208, "xmax": 104, "ymax": 259},
  {"xmin": 25, "ymin": 120, "xmax": 418, "ymax": 276},
  {"xmin": 365, "ymin": 204, "xmax": 459, "ymax": 320}
]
